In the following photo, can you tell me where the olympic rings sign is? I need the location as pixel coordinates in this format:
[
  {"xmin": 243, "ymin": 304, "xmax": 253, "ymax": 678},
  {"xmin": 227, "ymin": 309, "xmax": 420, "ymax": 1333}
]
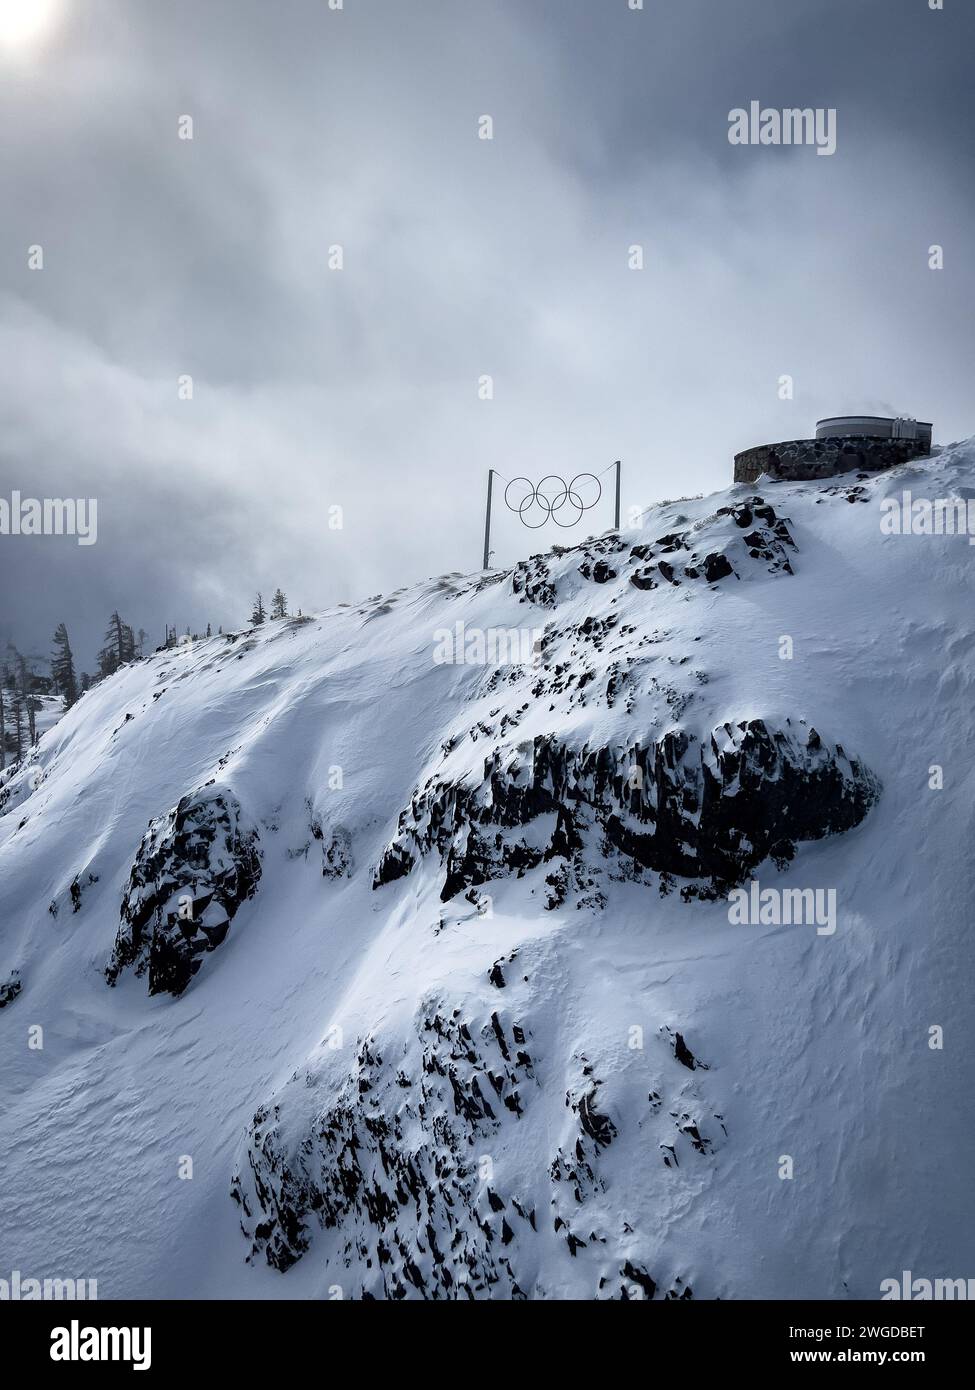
[{"xmin": 502, "ymin": 473, "xmax": 603, "ymax": 530}]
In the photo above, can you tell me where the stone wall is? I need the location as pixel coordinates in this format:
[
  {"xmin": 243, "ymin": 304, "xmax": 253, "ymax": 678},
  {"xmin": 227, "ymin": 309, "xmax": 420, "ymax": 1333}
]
[{"xmin": 734, "ymin": 435, "xmax": 931, "ymax": 484}]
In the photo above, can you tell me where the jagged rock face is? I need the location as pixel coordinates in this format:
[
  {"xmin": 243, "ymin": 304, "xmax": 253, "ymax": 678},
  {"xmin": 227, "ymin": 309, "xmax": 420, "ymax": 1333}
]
[
  {"xmin": 234, "ymin": 1002, "xmax": 538, "ymax": 1296},
  {"xmin": 313, "ymin": 820, "xmax": 354, "ymax": 879},
  {"xmin": 106, "ymin": 785, "xmax": 261, "ymax": 997},
  {"xmin": 511, "ymin": 499, "xmax": 796, "ymax": 608},
  {"xmin": 630, "ymin": 499, "xmax": 796, "ymax": 590},
  {"xmin": 375, "ymin": 719, "xmax": 880, "ymax": 902},
  {"xmin": 0, "ymin": 972, "xmax": 22, "ymax": 1008},
  {"xmin": 232, "ymin": 998, "xmax": 712, "ymax": 1299}
]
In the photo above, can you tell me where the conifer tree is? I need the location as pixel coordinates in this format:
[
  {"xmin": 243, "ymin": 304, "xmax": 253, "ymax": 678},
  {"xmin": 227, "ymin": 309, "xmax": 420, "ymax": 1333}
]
[
  {"xmin": 10, "ymin": 689, "xmax": 24, "ymax": 762},
  {"xmin": 98, "ymin": 612, "xmax": 135, "ymax": 675},
  {"xmin": 51, "ymin": 623, "xmax": 79, "ymax": 708},
  {"xmin": 9, "ymin": 647, "xmax": 36, "ymax": 747}
]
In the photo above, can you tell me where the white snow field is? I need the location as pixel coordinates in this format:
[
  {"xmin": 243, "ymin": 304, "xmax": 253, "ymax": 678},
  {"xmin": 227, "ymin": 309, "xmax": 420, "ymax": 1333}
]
[{"xmin": 1, "ymin": 443, "xmax": 974, "ymax": 1300}]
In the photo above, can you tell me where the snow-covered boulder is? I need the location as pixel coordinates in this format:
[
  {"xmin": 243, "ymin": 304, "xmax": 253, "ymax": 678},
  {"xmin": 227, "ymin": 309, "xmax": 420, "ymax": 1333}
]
[{"xmin": 106, "ymin": 785, "xmax": 261, "ymax": 997}]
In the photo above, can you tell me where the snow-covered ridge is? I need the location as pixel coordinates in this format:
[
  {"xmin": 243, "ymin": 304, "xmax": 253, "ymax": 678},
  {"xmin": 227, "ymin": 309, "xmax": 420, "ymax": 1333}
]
[{"xmin": 2, "ymin": 442, "xmax": 974, "ymax": 1298}]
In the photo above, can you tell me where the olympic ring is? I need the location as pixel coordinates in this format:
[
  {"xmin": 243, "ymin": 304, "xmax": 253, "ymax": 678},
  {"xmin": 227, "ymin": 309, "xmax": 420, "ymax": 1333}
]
[{"xmin": 502, "ymin": 473, "xmax": 602, "ymax": 529}]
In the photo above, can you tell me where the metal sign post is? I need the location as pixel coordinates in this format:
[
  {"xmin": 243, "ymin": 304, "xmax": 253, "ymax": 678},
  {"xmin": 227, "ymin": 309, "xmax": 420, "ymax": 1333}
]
[{"xmin": 482, "ymin": 468, "xmax": 495, "ymax": 570}]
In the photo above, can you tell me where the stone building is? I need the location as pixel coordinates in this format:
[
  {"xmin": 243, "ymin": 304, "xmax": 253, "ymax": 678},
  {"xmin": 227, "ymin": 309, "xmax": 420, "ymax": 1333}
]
[{"xmin": 734, "ymin": 416, "xmax": 933, "ymax": 484}]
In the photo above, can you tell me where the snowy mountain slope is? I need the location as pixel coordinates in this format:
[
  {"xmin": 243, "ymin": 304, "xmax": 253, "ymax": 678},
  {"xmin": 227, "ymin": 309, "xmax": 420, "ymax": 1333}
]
[{"xmin": 1, "ymin": 443, "xmax": 974, "ymax": 1299}]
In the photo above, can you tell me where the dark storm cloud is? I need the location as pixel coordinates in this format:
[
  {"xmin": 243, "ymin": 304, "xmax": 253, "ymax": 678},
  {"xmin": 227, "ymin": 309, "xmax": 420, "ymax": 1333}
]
[
  {"xmin": 521, "ymin": 0, "xmax": 975, "ymax": 187},
  {"xmin": 1, "ymin": 0, "xmax": 973, "ymax": 671}
]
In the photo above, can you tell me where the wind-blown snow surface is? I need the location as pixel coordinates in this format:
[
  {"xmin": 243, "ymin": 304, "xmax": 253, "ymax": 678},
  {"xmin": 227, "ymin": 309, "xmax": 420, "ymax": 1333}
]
[{"xmin": 2, "ymin": 444, "xmax": 974, "ymax": 1299}]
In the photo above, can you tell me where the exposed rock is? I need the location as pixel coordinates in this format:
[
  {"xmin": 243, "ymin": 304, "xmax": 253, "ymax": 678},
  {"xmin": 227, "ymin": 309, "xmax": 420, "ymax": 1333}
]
[
  {"xmin": 549, "ymin": 1063, "xmax": 617, "ymax": 1248},
  {"xmin": 579, "ymin": 558, "xmax": 617, "ymax": 584},
  {"xmin": 0, "ymin": 971, "xmax": 22, "ymax": 1008},
  {"xmin": 106, "ymin": 785, "xmax": 261, "ymax": 997},
  {"xmin": 510, "ymin": 510, "xmax": 793, "ymax": 610},
  {"xmin": 627, "ymin": 501, "xmax": 795, "ymax": 587},
  {"xmin": 234, "ymin": 1002, "xmax": 537, "ymax": 1296},
  {"xmin": 375, "ymin": 718, "xmax": 880, "ymax": 902},
  {"xmin": 511, "ymin": 555, "xmax": 557, "ymax": 607},
  {"xmin": 233, "ymin": 996, "xmax": 714, "ymax": 1298},
  {"xmin": 671, "ymin": 1029, "xmax": 704, "ymax": 1071},
  {"xmin": 48, "ymin": 871, "xmax": 100, "ymax": 919},
  {"xmin": 701, "ymin": 551, "xmax": 735, "ymax": 582},
  {"xmin": 620, "ymin": 1262, "xmax": 656, "ymax": 1300},
  {"xmin": 310, "ymin": 816, "xmax": 354, "ymax": 879}
]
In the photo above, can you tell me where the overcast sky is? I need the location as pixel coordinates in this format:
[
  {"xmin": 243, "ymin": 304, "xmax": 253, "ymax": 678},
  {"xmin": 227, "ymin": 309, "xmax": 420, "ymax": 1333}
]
[{"xmin": 1, "ymin": 0, "xmax": 972, "ymax": 671}]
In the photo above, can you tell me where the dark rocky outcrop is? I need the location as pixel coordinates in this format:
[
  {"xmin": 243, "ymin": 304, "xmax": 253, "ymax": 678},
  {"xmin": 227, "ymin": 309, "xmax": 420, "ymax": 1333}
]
[
  {"xmin": 511, "ymin": 555, "xmax": 558, "ymax": 607},
  {"xmin": 374, "ymin": 718, "xmax": 880, "ymax": 902},
  {"xmin": 233, "ymin": 1003, "xmax": 538, "ymax": 1297},
  {"xmin": 106, "ymin": 785, "xmax": 261, "ymax": 997},
  {"xmin": 310, "ymin": 817, "xmax": 354, "ymax": 878},
  {"xmin": 549, "ymin": 1061, "xmax": 618, "ymax": 1243},
  {"xmin": 512, "ymin": 504, "xmax": 796, "ymax": 610},
  {"xmin": 234, "ymin": 1001, "xmax": 717, "ymax": 1298},
  {"xmin": 0, "ymin": 971, "xmax": 22, "ymax": 1008},
  {"xmin": 48, "ymin": 871, "xmax": 100, "ymax": 919},
  {"xmin": 666, "ymin": 497, "xmax": 796, "ymax": 581}
]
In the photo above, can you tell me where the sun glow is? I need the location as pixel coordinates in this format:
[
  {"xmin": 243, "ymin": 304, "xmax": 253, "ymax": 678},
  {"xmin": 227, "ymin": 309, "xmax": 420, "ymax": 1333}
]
[{"xmin": 0, "ymin": 0, "xmax": 61, "ymax": 50}]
